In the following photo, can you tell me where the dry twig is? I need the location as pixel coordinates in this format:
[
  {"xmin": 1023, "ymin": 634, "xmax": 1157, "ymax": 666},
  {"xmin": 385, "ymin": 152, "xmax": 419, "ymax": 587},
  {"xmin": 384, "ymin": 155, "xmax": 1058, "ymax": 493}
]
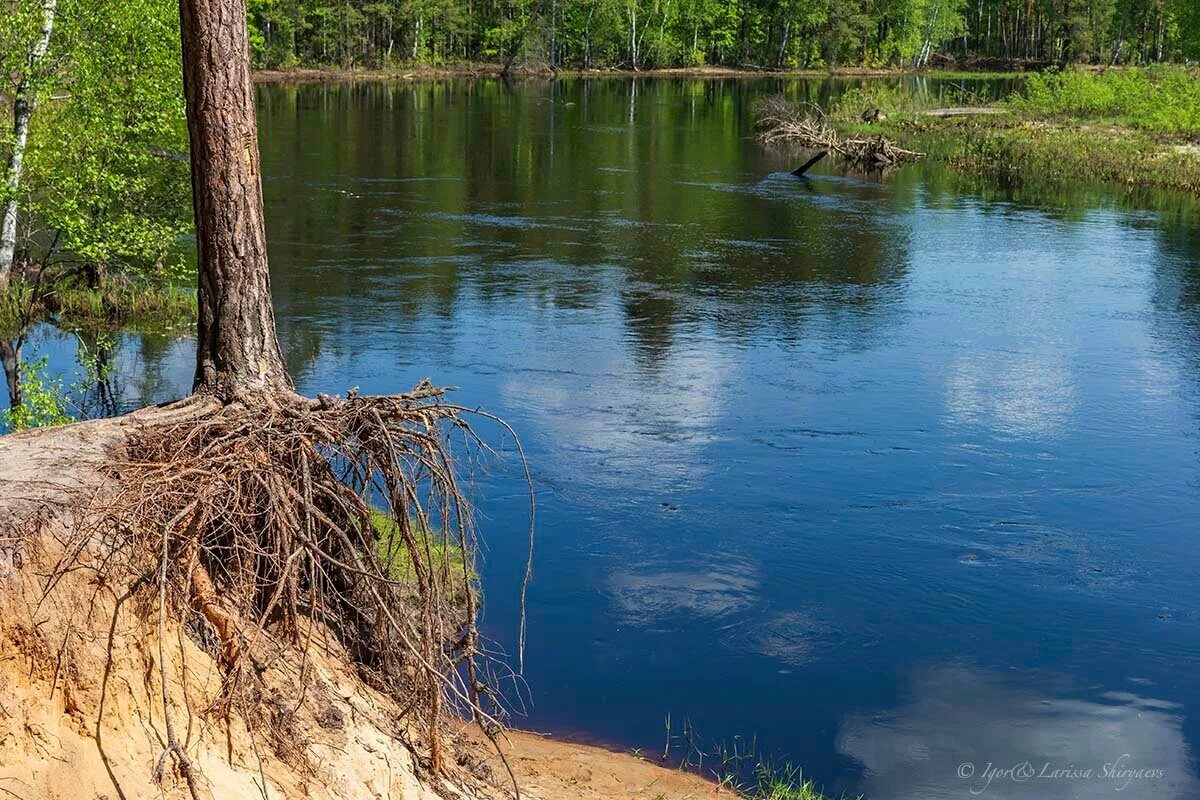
[{"xmin": 756, "ymin": 95, "xmax": 925, "ymax": 168}]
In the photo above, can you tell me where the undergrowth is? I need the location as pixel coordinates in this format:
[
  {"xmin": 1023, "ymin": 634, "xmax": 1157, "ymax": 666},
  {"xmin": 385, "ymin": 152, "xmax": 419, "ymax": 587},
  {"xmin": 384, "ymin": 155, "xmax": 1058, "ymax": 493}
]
[
  {"xmin": 45, "ymin": 276, "xmax": 197, "ymax": 329},
  {"xmin": 0, "ymin": 335, "xmax": 116, "ymax": 433},
  {"xmin": 1007, "ymin": 67, "xmax": 1200, "ymax": 133},
  {"xmin": 830, "ymin": 81, "xmax": 987, "ymax": 121},
  {"xmin": 0, "ymin": 356, "xmax": 74, "ymax": 431}
]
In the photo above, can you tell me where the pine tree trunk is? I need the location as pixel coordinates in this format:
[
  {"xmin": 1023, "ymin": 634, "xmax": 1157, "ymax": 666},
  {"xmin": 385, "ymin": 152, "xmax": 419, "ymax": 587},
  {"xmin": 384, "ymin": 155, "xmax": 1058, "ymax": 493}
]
[
  {"xmin": 178, "ymin": 0, "xmax": 292, "ymax": 399},
  {"xmin": 0, "ymin": 0, "xmax": 58, "ymax": 290}
]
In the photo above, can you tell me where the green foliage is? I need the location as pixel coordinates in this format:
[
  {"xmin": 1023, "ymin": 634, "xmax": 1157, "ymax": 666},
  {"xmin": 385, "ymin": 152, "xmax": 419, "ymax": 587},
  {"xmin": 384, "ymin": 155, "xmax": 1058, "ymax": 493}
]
[
  {"xmin": 2, "ymin": 0, "xmax": 192, "ymax": 285},
  {"xmin": 803, "ymin": 65, "xmax": 1200, "ymax": 196},
  {"xmin": 29, "ymin": 0, "xmax": 191, "ymax": 272},
  {"xmin": 0, "ymin": 330, "xmax": 119, "ymax": 432},
  {"xmin": 49, "ymin": 277, "xmax": 197, "ymax": 329},
  {"xmin": 941, "ymin": 122, "xmax": 1200, "ymax": 193},
  {"xmin": 1, "ymin": 274, "xmax": 195, "ymax": 334},
  {"xmin": 1, "ymin": 356, "xmax": 73, "ymax": 431},
  {"xmin": 241, "ymin": 0, "xmax": 1200, "ymax": 69},
  {"xmin": 0, "ymin": 281, "xmax": 35, "ymax": 338},
  {"xmin": 830, "ymin": 80, "xmax": 983, "ymax": 121},
  {"xmin": 75, "ymin": 330, "xmax": 115, "ymax": 387},
  {"xmin": 1008, "ymin": 66, "xmax": 1200, "ymax": 133}
]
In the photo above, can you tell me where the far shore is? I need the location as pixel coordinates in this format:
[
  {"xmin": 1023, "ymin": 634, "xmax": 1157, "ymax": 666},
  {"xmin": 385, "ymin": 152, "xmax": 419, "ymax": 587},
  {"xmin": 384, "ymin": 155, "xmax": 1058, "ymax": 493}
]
[{"xmin": 252, "ymin": 62, "xmax": 1038, "ymax": 83}]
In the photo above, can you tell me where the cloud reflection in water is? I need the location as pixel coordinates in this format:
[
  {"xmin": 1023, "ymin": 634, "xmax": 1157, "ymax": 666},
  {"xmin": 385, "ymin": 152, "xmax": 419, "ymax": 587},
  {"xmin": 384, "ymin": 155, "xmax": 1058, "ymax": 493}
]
[{"xmin": 837, "ymin": 666, "xmax": 1199, "ymax": 799}]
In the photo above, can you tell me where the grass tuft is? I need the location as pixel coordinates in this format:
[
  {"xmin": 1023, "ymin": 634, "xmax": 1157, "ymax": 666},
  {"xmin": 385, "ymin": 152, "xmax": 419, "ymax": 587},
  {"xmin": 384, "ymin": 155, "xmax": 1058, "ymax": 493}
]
[
  {"xmin": 1, "ymin": 274, "xmax": 196, "ymax": 335},
  {"xmin": 743, "ymin": 763, "xmax": 854, "ymax": 800},
  {"xmin": 369, "ymin": 508, "xmax": 472, "ymax": 597}
]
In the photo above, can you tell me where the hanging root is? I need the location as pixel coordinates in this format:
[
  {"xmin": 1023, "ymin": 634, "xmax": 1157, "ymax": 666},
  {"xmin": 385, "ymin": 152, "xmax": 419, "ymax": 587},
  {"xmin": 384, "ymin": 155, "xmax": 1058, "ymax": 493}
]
[
  {"xmin": 80, "ymin": 381, "xmax": 521, "ymax": 789},
  {"xmin": 756, "ymin": 95, "xmax": 925, "ymax": 168}
]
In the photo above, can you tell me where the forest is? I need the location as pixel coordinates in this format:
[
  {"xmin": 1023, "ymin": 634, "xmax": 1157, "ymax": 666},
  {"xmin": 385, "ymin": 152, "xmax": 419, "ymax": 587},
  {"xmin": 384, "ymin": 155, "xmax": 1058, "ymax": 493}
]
[{"xmin": 246, "ymin": 0, "xmax": 1200, "ymax": 70}]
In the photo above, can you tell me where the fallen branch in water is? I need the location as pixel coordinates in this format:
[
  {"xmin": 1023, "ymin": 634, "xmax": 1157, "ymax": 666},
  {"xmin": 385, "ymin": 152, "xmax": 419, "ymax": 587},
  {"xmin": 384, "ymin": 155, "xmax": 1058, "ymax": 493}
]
[{"xmin": 757, "ymin": 96, "xmax": 925, "ymax": 168}]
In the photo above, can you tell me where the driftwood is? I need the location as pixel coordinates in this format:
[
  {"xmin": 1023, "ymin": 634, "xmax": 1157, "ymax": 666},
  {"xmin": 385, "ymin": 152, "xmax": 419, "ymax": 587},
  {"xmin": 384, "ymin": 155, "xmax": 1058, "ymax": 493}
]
[
  {"xmin": 918, "ymin": 106, "xmax": 1007, "ymax": 117},
  {"xmin": 757, "ymin": 96, "xmax": 925, "ymax": 168}
]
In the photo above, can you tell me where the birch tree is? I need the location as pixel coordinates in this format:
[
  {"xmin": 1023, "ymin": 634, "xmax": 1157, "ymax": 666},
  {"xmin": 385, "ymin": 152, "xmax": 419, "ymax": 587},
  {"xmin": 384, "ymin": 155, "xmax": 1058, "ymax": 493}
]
[{"xmin": 0, "ymin": 0, "xmax": 58, "ymax": 289}]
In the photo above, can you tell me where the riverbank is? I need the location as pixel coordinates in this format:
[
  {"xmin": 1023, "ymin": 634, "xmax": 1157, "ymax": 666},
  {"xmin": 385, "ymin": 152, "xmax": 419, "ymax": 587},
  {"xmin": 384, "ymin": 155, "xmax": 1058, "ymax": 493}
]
[
  {"xmin": 474, "ymin": 728, "xmax": 727, "ymax": 799},
  {"xmin": 770, "ymin": 66, "xmax": 1200, "ymax": 196}
]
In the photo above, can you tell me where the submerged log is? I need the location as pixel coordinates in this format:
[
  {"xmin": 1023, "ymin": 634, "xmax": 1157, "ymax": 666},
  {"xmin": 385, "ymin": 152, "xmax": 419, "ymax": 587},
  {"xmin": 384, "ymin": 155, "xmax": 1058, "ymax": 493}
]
[{"xmin": 790, "ymin": 150, "xmax": 828, "ymax": 176}]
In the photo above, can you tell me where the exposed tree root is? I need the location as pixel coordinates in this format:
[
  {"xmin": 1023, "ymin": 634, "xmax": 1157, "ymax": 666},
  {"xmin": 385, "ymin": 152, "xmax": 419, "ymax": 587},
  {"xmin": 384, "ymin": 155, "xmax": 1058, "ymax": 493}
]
[
  {"xmin": 757, "ymin": 95, "xmax": 925, "ymax": 168},
  {"xmin": 60, "ymin": 383, "xmax": 527, "ymax": 794}
]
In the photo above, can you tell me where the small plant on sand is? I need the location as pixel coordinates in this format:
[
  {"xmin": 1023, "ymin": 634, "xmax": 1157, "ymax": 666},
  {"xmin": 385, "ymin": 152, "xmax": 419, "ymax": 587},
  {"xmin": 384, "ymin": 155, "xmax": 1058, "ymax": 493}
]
[
  {"xmin": 751, "ymin": 767, "xmax": 830, "ymax": 800},
  {"xmin": 741, "ymin": 763, "xmax": 851, "ymax": 800}
]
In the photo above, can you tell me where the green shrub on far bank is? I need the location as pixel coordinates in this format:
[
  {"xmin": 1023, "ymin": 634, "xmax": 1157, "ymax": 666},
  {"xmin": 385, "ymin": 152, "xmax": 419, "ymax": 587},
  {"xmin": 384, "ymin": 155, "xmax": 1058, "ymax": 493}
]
[
  {"xmin": 940, "ymin": 122, "xmax": 1200, "ymax": 194},
  {"xmin": 47, "ymin": 277, "xmax": 197, "ymax": 329},
  {"xmin": 1008, "ymin": 67, "xmax": 1200, "ymax": 134},
  {"xmin": 831, "ymin": 81, "xmax": 987, "ymax": 122}
]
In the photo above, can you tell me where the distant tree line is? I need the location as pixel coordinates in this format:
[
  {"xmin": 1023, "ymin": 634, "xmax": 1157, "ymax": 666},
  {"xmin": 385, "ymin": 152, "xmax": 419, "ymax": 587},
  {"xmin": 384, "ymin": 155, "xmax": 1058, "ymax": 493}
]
[{"xmin": 247, "ymin": 0, "xmax": 1200, "ymax": 69}]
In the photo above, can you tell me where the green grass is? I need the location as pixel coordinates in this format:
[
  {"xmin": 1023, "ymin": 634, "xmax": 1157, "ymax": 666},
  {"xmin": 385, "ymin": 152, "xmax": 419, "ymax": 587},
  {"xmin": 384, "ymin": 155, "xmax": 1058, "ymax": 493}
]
[
  {"xmin": 1006, "ymin": 66, "xmax": 1200, "ymax": 133},
  {"xmin": 830, "ymin": 81, "xmax": 989, "ymax": 121},
  {"xmin": 369, "ymin": 509, "xmax": 471, "ymax": 594},
  {"xmin": 939, "ymin": 122, "xmax": 1200, "ymax": 193},
  {"xmin": 48, "ymin": 277, "xmax": 196, "ymax": 329},
  {"xmin": 817, "ymin": 66, "xmax": 1200, "ymax": 195},
  {"xmin": 0, "ymin": 275, "xmax": 196, "ymax": 335},
  {"xmin": 722, "ymin": 763, "xmax": 852, "ymax": 800},
  {"xmin": 0, "ymin": 281, "xmax": 37, "ymax": 337}
]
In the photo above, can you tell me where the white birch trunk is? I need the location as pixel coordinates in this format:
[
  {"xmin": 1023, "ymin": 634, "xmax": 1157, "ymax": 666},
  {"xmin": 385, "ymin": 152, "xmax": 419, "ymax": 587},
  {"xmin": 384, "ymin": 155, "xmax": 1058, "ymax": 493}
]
[{"xmin": 0, "ymin": 0, "xmax": 58, "ymax": 286}]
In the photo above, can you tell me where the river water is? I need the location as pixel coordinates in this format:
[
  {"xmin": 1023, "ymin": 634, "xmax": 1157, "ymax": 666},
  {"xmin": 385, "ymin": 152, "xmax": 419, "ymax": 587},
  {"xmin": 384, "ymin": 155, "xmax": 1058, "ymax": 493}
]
[{"xmin": 18, "ymin": 77, "xmax": 1200, "ymax": 798}]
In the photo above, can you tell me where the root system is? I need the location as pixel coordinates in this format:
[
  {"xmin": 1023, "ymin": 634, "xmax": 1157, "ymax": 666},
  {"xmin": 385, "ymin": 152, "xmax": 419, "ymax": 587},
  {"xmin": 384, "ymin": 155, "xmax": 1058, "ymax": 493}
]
[{"xmin": 62, "ymin": 382, "xmax": 527, "ymax": 795}]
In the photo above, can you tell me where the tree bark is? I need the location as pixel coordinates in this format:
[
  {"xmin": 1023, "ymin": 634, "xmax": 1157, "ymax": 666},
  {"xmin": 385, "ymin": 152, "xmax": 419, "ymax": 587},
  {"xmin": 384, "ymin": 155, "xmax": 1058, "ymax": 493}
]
[
  {"xmin": 1, "ymin": 340, "xmax": 20, "ymax": 411},
  {"xmin": 0, "ymin": 0, "xmax": 58, "ymax": 290},
  {"xmin": 178, "ymin": 0, "xmax": 292, "ymax": 399}
]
